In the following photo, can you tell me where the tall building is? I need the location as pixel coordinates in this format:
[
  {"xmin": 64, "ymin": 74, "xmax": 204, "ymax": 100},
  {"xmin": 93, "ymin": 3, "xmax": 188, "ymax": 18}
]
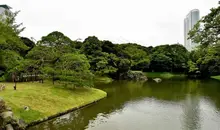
[
  {"xmin": 184, "ymin": 9, "xmax": 200, "ymax": 51},
  {"xmin": 0, "ymin": 4, "xmax": 12, "ymax": 21},
  {"xmin": 0, "ymin": 4, "xmax": 11, "ymax": 14}
]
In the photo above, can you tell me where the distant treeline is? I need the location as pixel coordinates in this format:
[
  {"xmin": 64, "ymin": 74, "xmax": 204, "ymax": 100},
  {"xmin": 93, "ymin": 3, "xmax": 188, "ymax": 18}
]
[{"xmin": 0, "ymin": 4, "xmax": 219, "ymax": 86}]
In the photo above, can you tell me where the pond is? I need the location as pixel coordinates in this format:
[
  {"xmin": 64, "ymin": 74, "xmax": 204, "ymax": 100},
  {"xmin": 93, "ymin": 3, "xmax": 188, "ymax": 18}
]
[{"xmin": 28, "ymin": 79, "xmax": 220, "ymax": 130}]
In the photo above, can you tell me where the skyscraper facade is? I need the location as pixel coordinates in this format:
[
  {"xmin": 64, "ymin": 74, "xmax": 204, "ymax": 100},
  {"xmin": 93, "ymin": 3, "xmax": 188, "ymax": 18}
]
[
  {"xmin": 0, "ymin": 5, "xmax": 12, "ymax": 22},
  {"xmin": 184, "ymin": 9, "xmax": 200, "ymax": 51},
  {"xmin": 0, "ymin": 5, "xmax": 11, "ymax": 15}
]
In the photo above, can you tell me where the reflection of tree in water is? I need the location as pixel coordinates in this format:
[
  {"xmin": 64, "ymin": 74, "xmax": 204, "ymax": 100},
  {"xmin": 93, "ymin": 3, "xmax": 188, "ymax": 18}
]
[
  {"xmin": 29, "ymin": 111, "xmax": 82, "ymax": 130},
  {"xmin": 198, "ymin": 80, "xmax": 220, "ymax": 111},
  {"xmin": 28, "ymin": 79, "xmax": 220, "ymax": 130}
]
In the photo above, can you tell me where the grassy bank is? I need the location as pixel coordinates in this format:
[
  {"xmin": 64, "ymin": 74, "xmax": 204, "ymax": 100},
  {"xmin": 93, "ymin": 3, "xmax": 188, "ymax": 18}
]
[
  {"xmin": 146, "ymin": 72, "xmax": 186, "ymax": 79},
  {"xmin": 0, "ymin": 81, "xmax": 107, "ymax": 123},
  {"xmin": 211, "ymin": 75, "xmax": 220, "ymax": 81},
  {"xmin": 95, "ymin": 76, "xmax": 113, "ymax": 84}
]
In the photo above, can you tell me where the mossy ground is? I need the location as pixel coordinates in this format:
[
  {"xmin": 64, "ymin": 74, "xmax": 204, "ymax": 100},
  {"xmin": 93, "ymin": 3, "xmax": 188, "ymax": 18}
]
[
  {"xmin": 211, "ymin": 75, "xmax": 220, "ymax": 81},
  {"xmin": 95, "ymin": 76, "xmax": 113, "ymax": 84},
  {"xmin": 0, "ymin": 81, "xmax": 107, "ymax": 123},
  {"xmin": 145, "ymin": 72, "xmax": 186, "ymax": 79}
]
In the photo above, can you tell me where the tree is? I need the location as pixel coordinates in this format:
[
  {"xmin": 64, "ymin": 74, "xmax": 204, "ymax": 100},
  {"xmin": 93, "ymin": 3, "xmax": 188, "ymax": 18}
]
[
  {"xmin": 116, "ymin": 58, "xmax": 131, "ymax": 79},
  {"xmin": 188, "ymin": 5, "xmax": 220, "ymax": 77},
  {"xmin": 0, "ymin": 10, "xmax": 25, "ymax": 34},
  {"xmin": 20, "ymin": 37, "xmax": 35, "ymax": 49},
  {"xmin": 121, "ymin": 44, "xmax": 150, "ymax": 71},
  {"xmin": 0, "ymin": 22, "xmax": 28, "ymax": 53},
  {"xmin": 25, "ymin": 45, "xmax": 58, "ymax": 82},
  {"xmin": 101, "ymin": 40, "xmax": 116, "ymax": 54},
  {"xmin": 81, "ymin": 36, "xmax": 102, "ymax": 55},
  {"xmin": 55, "ymin": 53, "xmax": 93, "ymax": 87},
  {"xmin": 0, "ymin": 21, "xmax": 28, "ymax": 81},
  {"xmin": 150, "ymin": 53, "xmax": 172, "ymax": 72},
  {"xmin": 149, "ymin": 44, "xmax": 189, "ymax": 73},
  {"xmin": 189, "ymin": 5, "xmax": 220, "ymax": 47},
  {"xmin": 169, "ymin": 44, "xmax": 189, "ymax": 72},
  {"xmin": 90, "ymin": 52, "xmax": 118, "ymax": 76},
  {"xmin": 0, "ymin": 50, "xmax": 5, "ymax": 77},
  {"xmin": 38, "ymin": 31, "xmax": 74, "ymax": 55},
  {"xmin": 187, "ymin": 60, "xmax": 199, "ymax": 74}
]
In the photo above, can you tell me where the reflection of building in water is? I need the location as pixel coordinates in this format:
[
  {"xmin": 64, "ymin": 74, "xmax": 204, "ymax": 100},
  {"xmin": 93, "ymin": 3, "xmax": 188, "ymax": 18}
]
[{"xmin": 181, "ymin": 94, "xmax": 201, "ymax": 130}]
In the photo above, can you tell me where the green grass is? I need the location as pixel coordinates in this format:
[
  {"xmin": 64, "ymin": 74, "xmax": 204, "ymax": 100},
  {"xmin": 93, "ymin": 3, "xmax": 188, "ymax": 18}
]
[
  {"xmin": 145, "ymin": 72, "xmax": 186, "ymax": 79},
  {"xmin": 95, "ymin": 76, "xmax": 113, "ymax": 84},
  {"xmin": 0, "ymin": 81, "xmax": 107, "ymax": 123},
  {"xmin": 211, "ymin": 75, "xmax": 220, "ymax": 81}
]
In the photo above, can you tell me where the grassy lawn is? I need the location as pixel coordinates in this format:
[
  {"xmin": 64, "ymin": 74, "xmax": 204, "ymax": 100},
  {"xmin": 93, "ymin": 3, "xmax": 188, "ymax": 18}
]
[
  {"xmin": 145, "ymin": 72, "xmax": 186, "ymax": 79},
  {"xmin": 0, "ymin": 81, "xmax": 107, "ymax": 123},
  {"xmin": 211, "ymin": 75, "xmax": 220, "ymax": 81}
]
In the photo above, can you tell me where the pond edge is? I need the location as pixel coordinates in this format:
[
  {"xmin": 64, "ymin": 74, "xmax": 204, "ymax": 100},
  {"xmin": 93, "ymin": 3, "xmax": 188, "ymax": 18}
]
[{"xmin": 26, "ymin": 93, "xmax": 107, "ymax": 128}]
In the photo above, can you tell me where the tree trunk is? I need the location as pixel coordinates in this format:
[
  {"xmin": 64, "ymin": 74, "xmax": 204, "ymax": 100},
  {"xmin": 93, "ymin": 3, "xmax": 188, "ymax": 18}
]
[
  {"xmin": 31, "ymin": 73, "xmax": 34, "ymax": 83},
  {"xmin": 52, "ymin": 73, "xmax": 55, "ymax": 85}
]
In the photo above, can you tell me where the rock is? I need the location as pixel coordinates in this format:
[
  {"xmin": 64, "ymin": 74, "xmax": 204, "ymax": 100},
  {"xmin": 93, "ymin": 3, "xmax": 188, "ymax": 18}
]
[
  {"xmin": 123, "ymin": 71, "xmax": 148, "ymax": 81},
  {"xmin": 153, "ymin": 78, "xmax": 162, "ymax": 83},
  {"xmin": 1, "ymin": 111, "xmax": 13, "ymax": 120},
  {"xmin": 5, "ymin": 124, "xmax": 14, "ymax": 130},
  {"xmin": 24, "ymin": 106, "xmax": 29, "ymax": 111},
  {"xmin": 6, "ymin": 107, "xmax": 12, "ymax": 111},
  {"xmin": 0, "ymin": 84, "xmax": 6, "ymax": 91},
  {"xmin": 0, "ymin": 97, "xmax": 6, "ymax": 112},
  {"xmin": 18, "ymin": 119, "xmax": 26, "ymax": 128}
]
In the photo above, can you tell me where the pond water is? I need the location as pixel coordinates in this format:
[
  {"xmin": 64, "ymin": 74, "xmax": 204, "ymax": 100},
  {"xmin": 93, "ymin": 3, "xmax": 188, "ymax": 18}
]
[{"xmin": 29, "ymin": 79, "xmax": 220, "ymax": 130}]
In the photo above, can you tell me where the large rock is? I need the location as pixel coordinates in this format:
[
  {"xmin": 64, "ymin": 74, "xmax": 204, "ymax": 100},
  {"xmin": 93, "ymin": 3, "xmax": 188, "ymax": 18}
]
[
  {"xmin": 6, "ymin": 107, "xmax": 12, "ymax": 111},
  {"xmin": 123, "ymin": 71, "xmax": 148, "ymax": 81},
  {"xmin": 153, "ymin": 78, "xmax": 162, "ymax": 83},
  {"xmin": 24, "ymin": 106, "xmax": 29, "ymax": 111},
  {"xmin": 1, "ymin": 111, "xmax": 13, "ymax": 120},
  {"xmin": 5, "ymin": 124, "xmax": 14, "ymax": 130},
  {"xmin": 0, "ymin": 98, "xmax": 25, "ymax": 130},
  {"xmin": 0, "ymin": 97, "xmax": 6, "ymax": 112}
]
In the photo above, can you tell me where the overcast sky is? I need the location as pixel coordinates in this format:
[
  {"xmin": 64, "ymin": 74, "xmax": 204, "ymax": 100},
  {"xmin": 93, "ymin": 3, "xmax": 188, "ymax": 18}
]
[{"xmin": 1, "ymin": 0, "xmax": 219, "ymax": 46}]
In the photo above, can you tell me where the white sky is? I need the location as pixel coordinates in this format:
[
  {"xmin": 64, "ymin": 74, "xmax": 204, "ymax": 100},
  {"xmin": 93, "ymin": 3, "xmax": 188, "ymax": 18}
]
[{"xmin": 1, "ymin": 0, "xmax": 219, "ymax": 46}]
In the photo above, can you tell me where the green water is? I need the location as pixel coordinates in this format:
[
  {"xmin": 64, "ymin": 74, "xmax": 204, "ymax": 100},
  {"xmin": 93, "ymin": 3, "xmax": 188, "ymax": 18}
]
[{"xmin": 29, "ymin": 79, "xmax": 220, "ymax": 130}]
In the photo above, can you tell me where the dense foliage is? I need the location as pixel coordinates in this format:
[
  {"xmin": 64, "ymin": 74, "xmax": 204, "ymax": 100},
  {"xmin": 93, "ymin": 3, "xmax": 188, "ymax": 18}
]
[
  {"xmin": 1, "ymin": 4, "xmax": 219, "ymax": 87},
  {"xmin": 188, "ymin": 5, "xmax": 220, "ymax": 77}
]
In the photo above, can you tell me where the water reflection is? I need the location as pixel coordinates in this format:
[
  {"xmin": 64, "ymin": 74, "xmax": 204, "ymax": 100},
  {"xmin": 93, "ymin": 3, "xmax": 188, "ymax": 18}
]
[
  {"xmin": 181, "ymin": 94, "xmax": 201, "ymax": 130},
  {"xmin": 29, "ymin": 79, "xmax": 220, "ymax": 130}
]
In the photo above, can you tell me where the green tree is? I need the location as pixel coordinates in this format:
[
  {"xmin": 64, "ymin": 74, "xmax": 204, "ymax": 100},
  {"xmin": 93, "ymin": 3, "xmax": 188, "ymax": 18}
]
[
  {"xmin": 20, "ymin": 37, "xmax": 35, "ymax": 50},
  {"xmin": 0, "ymin": 21, "xmax": 28, "ymax": 81},
  {"xmin": 38, "ymin": 31, "xmax": 74, "ymax": 54},
  {"xmin": 188, "ymin": 5, "xmax": 220, "ymax": 77},
  {"xmin": 150, "ymin": 44, "xmax": 189, "ymax": 72},
  {"xmin": 55, "ymin": 53, "xmax": 93, "ymax": 87},
  {"xmin": 91, "ymin": 52, "xmax": 118, "ymax": 76},
  {"xmin": 0, "ymin": 22, "xmax": 28, "ymax": 53},
  {"xmin": 0, "ymin": 10, "xmax": 25, "ymax": 34},
  {"xmin": 121, "ymin": 44, "xmax": 150, "ymax": 71},
  {"xmin": 189, "ymin": 5, "xmax": 220, "ymax": 47},
  {"xmin": 81, "ymin": 36, "xmax": 102, "ymax": 55}
]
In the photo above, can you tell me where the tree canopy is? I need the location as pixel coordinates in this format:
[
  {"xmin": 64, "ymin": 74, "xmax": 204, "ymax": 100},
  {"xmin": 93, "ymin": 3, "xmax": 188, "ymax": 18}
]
[{"xmin": 1, "ymin": 4, "xmax": 220, "ymax": 84}]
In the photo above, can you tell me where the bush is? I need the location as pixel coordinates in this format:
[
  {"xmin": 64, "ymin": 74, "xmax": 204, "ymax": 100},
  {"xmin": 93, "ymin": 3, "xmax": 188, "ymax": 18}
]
[{"xmin": 122, "ymin": 71, "xmax": 147, "ymax": 81}]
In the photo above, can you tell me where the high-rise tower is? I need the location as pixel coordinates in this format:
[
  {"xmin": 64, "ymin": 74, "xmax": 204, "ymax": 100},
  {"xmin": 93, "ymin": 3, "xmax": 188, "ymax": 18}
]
[
  {"xmin": 184, "ymin": 9, "xmax": 200, "ymax": 51},
  {"xmin": 0, "ymin": 5, "xmax": 11, "ymax": 15}
]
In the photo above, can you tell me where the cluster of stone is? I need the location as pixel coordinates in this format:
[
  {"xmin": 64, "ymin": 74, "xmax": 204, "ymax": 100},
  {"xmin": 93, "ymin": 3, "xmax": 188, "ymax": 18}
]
[{"xmin": 0, "ymin": 98, "xmax": 25, "ymax": 130}]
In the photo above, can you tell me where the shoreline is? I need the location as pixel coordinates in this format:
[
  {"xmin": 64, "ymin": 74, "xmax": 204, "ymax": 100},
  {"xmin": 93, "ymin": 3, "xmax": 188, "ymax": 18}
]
[
  {"xmin": 26, "ymin": 95, "xmax": 106, "ymax": 128},
  {"xmin": 211, "ymin": 75, "xmax": 220, "ymax": 81},
  {"xmin": 0, "ymin": 82, "xmax": 107, "ymax": 129}
]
